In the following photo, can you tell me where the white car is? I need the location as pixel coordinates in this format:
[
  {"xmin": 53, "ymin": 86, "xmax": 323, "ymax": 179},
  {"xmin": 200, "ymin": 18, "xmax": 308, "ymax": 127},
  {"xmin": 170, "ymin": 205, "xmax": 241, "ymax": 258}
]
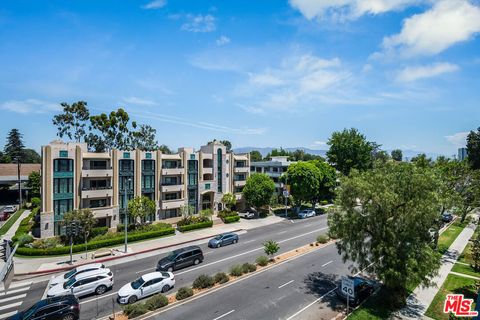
[
  {"xmin": 3, "ymin": 206, "xmax": 16, "ymax": 214},
  {"xmin": 117, "ymin": 271, "xmax": 175, "ymax": 304},
  {"xmin": 298, "ymin": 209, "xmax": 316, "ymax": 219},
  {"xmin": 50, "ymin": 263, "xmax": 106, "ymax": 287},
  {"xmin": 47, "ymin": 268, "xmax": 113, "ymax": 298},
  {"xmin": 239, "ymin": 211, "xmax": 255, "ymax": 219}
]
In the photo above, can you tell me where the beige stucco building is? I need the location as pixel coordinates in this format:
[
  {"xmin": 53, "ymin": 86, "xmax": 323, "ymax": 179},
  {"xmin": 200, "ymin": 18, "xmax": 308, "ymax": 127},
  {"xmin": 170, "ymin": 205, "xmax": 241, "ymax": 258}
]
[{"xmin": 40, "ymin": 140, "xmax": 250, "ymax": 238}]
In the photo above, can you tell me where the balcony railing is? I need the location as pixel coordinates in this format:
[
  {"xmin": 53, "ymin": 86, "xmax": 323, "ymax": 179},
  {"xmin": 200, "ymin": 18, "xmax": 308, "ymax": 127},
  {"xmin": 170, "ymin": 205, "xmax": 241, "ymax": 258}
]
[{"xmin": 82, "ymin": 186, "xmax": 112, "ymax": 191}]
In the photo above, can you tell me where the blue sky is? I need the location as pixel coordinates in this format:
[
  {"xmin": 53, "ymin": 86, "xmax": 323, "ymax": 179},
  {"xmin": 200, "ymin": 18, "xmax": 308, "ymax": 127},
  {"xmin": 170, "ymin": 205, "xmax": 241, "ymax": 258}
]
[{"xmin": 0, "ymin": 0, "xmax": 479, "ymax": 156}]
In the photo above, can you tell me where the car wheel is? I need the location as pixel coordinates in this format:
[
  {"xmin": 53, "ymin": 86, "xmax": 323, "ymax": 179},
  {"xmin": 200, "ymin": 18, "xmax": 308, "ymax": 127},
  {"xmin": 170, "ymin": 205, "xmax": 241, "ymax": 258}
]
[
  {"xmin": 194, "ymin": 259, "xmax": 200, "ymax": 265},
  {"xmin": 167, "ymin": 267, "xmax": 174, "ymax": 272},
  {"xmin": 95, "ymin": 285, "xmax": 107, "ymax": 295},
  {"xmin": 128, "ymin": 295, "xmax": 138, "ymax": 304},
  {"xmin": 161, "ymin": 284, "xmax": 170, "ymax": 293},
  {"xmin": 62, "ymin": 313, "xmax": 76, "ymax": 320},
  {"xmin": 233, "ymin": 239, "xmax": 237, "ymax": 244},
  {"xmin": 217, "ymin": 243, "xmax": 221, "ymax": 248}
]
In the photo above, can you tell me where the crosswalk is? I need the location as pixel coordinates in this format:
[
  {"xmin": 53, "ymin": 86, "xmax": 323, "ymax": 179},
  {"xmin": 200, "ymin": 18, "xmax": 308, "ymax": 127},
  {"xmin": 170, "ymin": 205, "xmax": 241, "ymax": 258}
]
[{"xmin": 0, "ymin": 281, "xmax": 32, "ymax": 320}]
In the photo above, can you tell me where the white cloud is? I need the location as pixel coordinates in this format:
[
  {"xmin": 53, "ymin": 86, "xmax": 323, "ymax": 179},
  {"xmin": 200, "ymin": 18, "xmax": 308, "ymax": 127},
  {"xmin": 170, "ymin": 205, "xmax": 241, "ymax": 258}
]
[
  {"xmin": 248, "ymin": 72, "xmax": 285, "ymax": 87},
  {"xmin": 383, "ymin": 0, "xmax": 480, "ymax": 57},
  {"xmin": 289, "ymin": 0, "xmax": 425, "ymax": 21},
  {"xmin": 181, "ymin": 14, "xmax": 216, "ymax": 33},
  {"xmin": 122, "ymin": 96, "xmax": 157, "ymax": 106},
  {"xmin": 445, "ymin": 131, "xmax": 469, "ymax": 147},
  {"xmin": 237, "ymin": 104, "xmax": 266, "ymax": 115},
  {"xmin": 216, "ymin": 36, "xmax": 231, "ymax": 46},
  {"xmin": 0, "ymin": 99, "xmax": 61, "ymax": 114},
  {"xmin": 142, "ymin": 0, "xmax": 167, "ymax": 10},
  {"xmin": 396, "ymin": 62, "xmax": 459, "ymax": 82},
  {"xmin": 312, "ymin": 140, "xmax": 328, "ymax": 148}
]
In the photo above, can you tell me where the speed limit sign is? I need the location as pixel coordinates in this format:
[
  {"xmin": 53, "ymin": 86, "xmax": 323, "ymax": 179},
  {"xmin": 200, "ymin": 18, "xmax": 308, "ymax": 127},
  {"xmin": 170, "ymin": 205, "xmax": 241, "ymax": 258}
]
[{"xmin": 341, "ymin": 277, "xmax": 355, "ymax": 299}]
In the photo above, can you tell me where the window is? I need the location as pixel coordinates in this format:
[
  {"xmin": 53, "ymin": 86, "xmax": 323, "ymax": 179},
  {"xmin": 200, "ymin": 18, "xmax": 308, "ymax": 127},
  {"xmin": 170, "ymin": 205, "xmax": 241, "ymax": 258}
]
[
  {"xmin": 142, "ymin": 175, "xmax": 154, "ymax": 189},
  {"xmin": 145, "ymin": 152, "xmax": 152, "ymax": 159},
  {"xmin": 123, "ymin": 152, "xmax": 130, "ymax": 159},
  {"xmin": 90, "ymin": 160, "xmax": 107, "ymax": 170},
  {"xmin": 59, "ymin": 150, "xmax": 68, "ymax": 158},
  {"xmin": 190, "ymin": 154, "xmax": 195, "ymax": 160},
  {"xmin": 89, "ymin": 199, "xmax": 108, "ymax": 208},
  {"xmin": 36, "ymin": 305, "xmax": 61, "ymax": 317},
  {"xmin": 143, "ymin": 280, "xmax": 154, "ymax": 287},
  {"xmin": 164, "ymin": 177, "xmax": 178, "ymax": 185},
  {"xmin": 54, "ymin": 178, "xmax": 73, "ymax": 193},
  {"xmin": 54, "ymin": 199, "xmax": 73, "ymax": 216},
  {"xmin": 54, "ymin": 159, "xmax": 73, "ymax": 172},
  {"xmin": 142, "ymin": 160, "xmax": 154, "ymax": 171},
  {"xmin": 217, "ymin": 148, "xmax": 223, "ymax": 192},
  {"xmin": 163, "ymin": 160, "xmax": 178, "ymax": 169},
  {"xmin": 165, "ymin": 193, "xmax": 179, "ymax": 200},
  {"xmin": 120, "ymin": 160, "xmax": 134, "ymax": 171}
]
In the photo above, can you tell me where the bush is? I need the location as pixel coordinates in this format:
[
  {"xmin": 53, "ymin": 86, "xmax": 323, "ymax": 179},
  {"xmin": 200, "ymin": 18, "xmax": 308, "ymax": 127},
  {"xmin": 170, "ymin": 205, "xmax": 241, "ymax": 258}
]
[
  {"xmin": 144, "ymin": 294, "xmax": 168, "ymax": 311},
  {"xmin": 89, "ymin": 226, "xmax": 108, "ymax": 239},
  {"xmin": 31, "ymin": 197, "xmax": 41, "ymax": 208},
  {"xmin": 316, "ymin": 234, "xmax": 329, "ymax": 244},
  {"xmin": 214, "ymin": 272, "xmax": 229, "ymax": 284},
  {"xmin": 217, "ymin": 211, "xmax": 238, "ymax": 219},
  {"xmin": 175, "ymin": 287, "xmax": 194, "ymax": 300},
  {"xmin": 122, "ymin": 303, "xmax": 148, "ymax": 318},
  {"xmin": 31, "ymin": 237, "xmax": 60, "ymax": 249},
  {"xmin": 177, "ymin": 215, "xmax": 210, "ymax": 227},
  {"xmin": 177, "ymin": 220, "xmax": 213, "ymax": 232},
  {"xmin": 242, "ymin": 262, "xmax": 257, "ymax": 273},
  {"xmin": 192, "ymin": 274, "xmax": 215, "ymax": 289},
  {"xmin": 327, "ymin": 230, "xmax": 339, "ymax": 240},
  {"xmin": 229, "ymin": 264, "xmax": 244, "ymax": 277},
  {"xmin": 12, "ymin": 208, "xmax": 37, "ymax": 243},
  {"xmin": 223, "ymin": 215, "xmax": 240, "ymax": 224},
  {"xmin": 320, "ymin": 200, "xmax": 329, "ymax": 205},
  {"xmin": 256, "ymin": 256, "xmax": 269, "ymax": 267},
  {"xmin": 263, "ymin": 240, "xmax": 280, "ymax": 258},
  {"xmin": 117, "ymin": 222, "xmax": 172, "ymax": 233},
  {"xmin": 17, "ymin": 234, "xmax": 33, "ymax": 247}
]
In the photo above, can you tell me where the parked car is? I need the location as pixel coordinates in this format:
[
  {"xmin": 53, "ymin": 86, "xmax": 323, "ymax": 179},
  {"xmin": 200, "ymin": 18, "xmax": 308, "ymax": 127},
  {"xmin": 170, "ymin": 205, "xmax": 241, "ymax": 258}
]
[
  {"xmin": 47, "ymin": 269, "xmax": 113, "ymax": 298},
  {"xmin": 50, "ymin": 263, "xmax": 106, "ymax": 287},
  {"xmin": 298, "ymin": 209, "xmax": 316, "ymax": 219},
  {"xmin": 238, "ymin": 211, "xmax": 255, "ymax": 219},
  {"xmin": 156, "ymin": 246, "xmax": 204, "ymax": 272},
  {"xmin": 208, "ymin": 232, "xmax": 239, "ymax": 248},
  {"xmin": 3, "ymin": 206, "xmax": 16, "ymax": 214},
  {"xmin": 7, "ymin": 295, "xmax": 80, "ymax": 320},
  {"xmin": 335, "ymin": 276, "xmax": 375, "ymax": 306},
  {"xmin": 0, "ymin": 212, "xmax": 10, "ymax": 221},
  {"xmin": 117, "ymin": 271, "xmax": 175, "ymax": 304},
  {"xmin": 442, "ymin": 213, "xmax": 454, "ymax": 223}
]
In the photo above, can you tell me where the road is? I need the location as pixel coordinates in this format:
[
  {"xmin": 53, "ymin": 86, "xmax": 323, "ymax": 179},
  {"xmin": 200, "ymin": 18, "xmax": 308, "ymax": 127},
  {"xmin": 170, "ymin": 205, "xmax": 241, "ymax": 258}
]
[{"xmin": 0, "ymin": 214, "xmax": 330, "ymax": 320}]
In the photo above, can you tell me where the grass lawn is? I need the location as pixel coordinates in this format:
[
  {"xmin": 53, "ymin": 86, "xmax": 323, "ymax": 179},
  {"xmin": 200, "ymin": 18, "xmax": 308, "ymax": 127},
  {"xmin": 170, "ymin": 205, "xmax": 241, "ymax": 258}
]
[
  {"xmin": 0, "ymin": 208, "xmax": 25, "ymax": 236},
  {"xmin": 425, "ymin": 273, "xmax": 477, "ymax": 320},
  {"xmin": 458, "ymin": 242, "xmax": 473, "ymax": 264},
  {"xmin": 438, "ymin": 220, "xmax": 467, "ymax": 254},
  {"xmin": 348, "ymin": 287, "xmax": 393, "ymax": 320},
  {"xmin": 451, "ymin": 263, "xmax": 480, "ymax": 278}
]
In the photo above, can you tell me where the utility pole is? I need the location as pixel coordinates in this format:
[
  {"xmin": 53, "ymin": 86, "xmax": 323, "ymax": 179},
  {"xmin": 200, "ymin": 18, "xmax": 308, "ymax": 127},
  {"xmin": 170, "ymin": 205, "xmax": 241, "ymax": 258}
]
[{"xmin": 16, "ymin": 157, "xmax": 22, "ymax": 207}]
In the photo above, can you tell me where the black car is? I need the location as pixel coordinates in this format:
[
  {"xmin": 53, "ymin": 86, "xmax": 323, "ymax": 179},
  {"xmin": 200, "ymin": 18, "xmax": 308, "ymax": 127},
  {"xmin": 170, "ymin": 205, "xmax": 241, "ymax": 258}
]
[
  {"xmin": 156, "ymin": 245, "xmax": 204, "ymax": 272},
  {"xmin": 8, "ymin": 295, "xmax": 79, "ymax": 320},
  {"xmin": 335, "ymin": 276, "xmax": 375, "ymax": 306},
  {"xmin": 442, "ymin": 213, "xmax": 454, "ymax": 223}
]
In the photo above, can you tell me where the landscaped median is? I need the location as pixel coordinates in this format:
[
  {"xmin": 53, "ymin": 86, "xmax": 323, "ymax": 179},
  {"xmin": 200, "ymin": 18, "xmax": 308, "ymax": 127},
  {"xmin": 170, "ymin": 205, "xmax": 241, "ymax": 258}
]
[{"xmin": 109, "ymin": 235, "xmax": 336, "ymax": 319}]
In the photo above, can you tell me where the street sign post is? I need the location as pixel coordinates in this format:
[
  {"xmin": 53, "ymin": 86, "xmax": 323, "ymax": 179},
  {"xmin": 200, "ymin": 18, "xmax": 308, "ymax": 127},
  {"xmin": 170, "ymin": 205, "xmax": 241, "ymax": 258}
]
[
  {"xmin": 341, "ymin": 277, "xmax": 355, "ymax": 314},
  {"xmin": 1, "ymin": 243, "xmax": 18, "ymax": 291}
]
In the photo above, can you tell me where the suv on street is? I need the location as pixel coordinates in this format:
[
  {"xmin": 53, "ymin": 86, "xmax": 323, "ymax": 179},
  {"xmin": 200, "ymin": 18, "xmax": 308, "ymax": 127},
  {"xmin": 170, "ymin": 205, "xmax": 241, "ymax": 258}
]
[
  {"xmin": 7, "ymin": 294, "xmax": 80, "ymax": 320},
  {"xmin": 117, "ymin": 271, "xmax": 175, "ymax": 304},
  {"xmin": 208, "ymin": 232, "xmax": 239, "ymax": 248},
  {"xmin": 335, "ymin": 276, "xmax": 375, "ymax": 306},
  {"xmin": 156, "ymin": 246, "xmax": 204, "ymax": 272},
  {"xmin": 50, "ymin": 263, "xmax": 106, "ymax": 287},
  {"xmin": 298, "ymin": 209, "xmax": 316, "ymax": 219},
  {"xmin": 47, "ymin": 269, "xmax": 114, "ymax": 298}
]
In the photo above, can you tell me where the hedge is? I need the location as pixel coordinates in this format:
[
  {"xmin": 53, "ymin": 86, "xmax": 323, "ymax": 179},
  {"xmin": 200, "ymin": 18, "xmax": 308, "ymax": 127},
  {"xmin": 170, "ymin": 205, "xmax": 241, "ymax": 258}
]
[
  {"xmin": 223, "ymin": 215, "xmax": 240, "ymax": 224},
  {"xmin": 16, "ymin": 227, "xmax": 175, "ymax": 256},
  {"xmin": 177, "ymin": 220, "xmax": 213, "ymax": 232}
]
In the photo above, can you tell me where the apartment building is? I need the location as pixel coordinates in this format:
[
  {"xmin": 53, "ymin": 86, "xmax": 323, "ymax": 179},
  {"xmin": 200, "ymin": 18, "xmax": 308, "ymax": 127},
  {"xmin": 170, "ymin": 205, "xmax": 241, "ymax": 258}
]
[
  {"xmin": 40, "ymin": 140, "xmax": 250, "ymax": 238},
  {"xmin": 250, "ymin": 156, "xmax": 295, "ymax": 194}
]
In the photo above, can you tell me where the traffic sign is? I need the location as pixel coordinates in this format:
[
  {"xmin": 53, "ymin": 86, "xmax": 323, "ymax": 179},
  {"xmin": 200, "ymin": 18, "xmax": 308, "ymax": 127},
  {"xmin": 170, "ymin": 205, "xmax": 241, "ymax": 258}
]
[
  {"xmin": 283, "ymin": 190, "xmax": 289, "ymax": 197},
  {"xmin": 341, "ymin": 277, "xmax": 355, "ymax": 299}
]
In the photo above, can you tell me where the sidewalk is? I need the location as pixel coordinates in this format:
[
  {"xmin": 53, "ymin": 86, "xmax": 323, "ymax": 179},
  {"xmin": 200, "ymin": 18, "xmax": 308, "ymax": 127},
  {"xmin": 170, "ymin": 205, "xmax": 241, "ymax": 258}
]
[
  {"xmin": 392, "ymin": 219, "xmax": 478, "ymax": 319},
  {"xmin": 13, "ymin": 215, "xmax": 285, "ymax": 276},
  {"xmin": 1, "ymin": 209, "xmax": 31, "ymax": 240}
]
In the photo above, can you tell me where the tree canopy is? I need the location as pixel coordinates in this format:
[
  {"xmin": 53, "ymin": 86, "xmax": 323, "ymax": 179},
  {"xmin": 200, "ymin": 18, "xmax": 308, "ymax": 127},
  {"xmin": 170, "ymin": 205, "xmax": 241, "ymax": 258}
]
[
  {"xmin": 128, "ymin": 196, "xmax": 156, "ymax": 223},
  {"xmin": 221, "ymin": 193, "xmax": 236, "ymax": 211},
  {"xmin": 249, "ymin": 150, "xmax": 262, "ymax": 162},
  {"xmin": 4, "ymin": 128, "xmax": 25, "ymax": 161},
  {"xmin": 391, "ymin": 149, "xmax": 403, "ymax": 161},
  {"xmin": 467, "ymin": 127, "xmax": 480, "ymax": 169},
  {"xmin": 283, "ymin": 162, "xmax": 321, "ymax": 207},
  {"xmin": 52, "ymin": 101, "xmax": 90, "ymax": 143},
  {"xmin": 26, "ymin": 171, "xmax": 41, "ymax": 197},
  {"xmin": 265, "ymin": 148, "xmax": 324, "ymax": 162},
  {"xmin": 63, "ymin": 209, "xmax": 96, "ymax": 237},
  {"xmin": 243, "ymin": 173, "xmax": 275, "ymax": 210}
]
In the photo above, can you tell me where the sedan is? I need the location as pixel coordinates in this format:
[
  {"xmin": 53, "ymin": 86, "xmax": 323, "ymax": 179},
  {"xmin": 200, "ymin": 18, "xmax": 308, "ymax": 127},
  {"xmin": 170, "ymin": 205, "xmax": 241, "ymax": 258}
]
[
  {"xmin": 208, "ymin": 233, "xmax": 239, "ymax": 248},
  {"xmin": 3, "ymin": 206, "xmax": 16, "ymax": 214},
  {"xmin": 298, "ymin": 209, "xmax": 316, "ymax": 219},
  {"xmin": 117, "ymin": 272, "xmax": 175, "ymax": 304}
]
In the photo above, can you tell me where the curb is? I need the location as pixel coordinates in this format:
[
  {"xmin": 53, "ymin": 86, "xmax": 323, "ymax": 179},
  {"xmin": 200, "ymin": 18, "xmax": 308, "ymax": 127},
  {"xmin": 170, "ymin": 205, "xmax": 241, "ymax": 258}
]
[{"xmin": 16, "ymin": 228, "xmax": 245, "ymax": 277}]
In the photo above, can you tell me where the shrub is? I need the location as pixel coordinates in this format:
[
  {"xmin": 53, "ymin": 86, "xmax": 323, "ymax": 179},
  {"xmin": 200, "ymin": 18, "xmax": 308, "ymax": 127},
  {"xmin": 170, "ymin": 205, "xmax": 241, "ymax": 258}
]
[
  {"xmin": 31, "ymin": 237, "xmax": 60, "ymax": 249},
  {"xmin": 263, "ymin": 240, "xmax": 280, "ymax": 258},
  {"xmin": 256, "ymin": 256, "xmax": 269, "ymax": 267},
  {"xmin": 144, "ymin": 294, "xmax": 168, "ymax": 311},
  {"xmin": 89, "ymin": 226, "xmax": 108, "ymax": 239},
  {"xmin": 241, "ymin": 262, "xmax": 257, "ymax": 273},
  {"xmin": 327, "ymin": 230, "xmax": 339, "ymax": 240},
  {"xmin": 229, "ymin": 264, "xmax": 244, "ymax": 277},
  {"xmin": 176, "ymin": 287, "xmax": 194, "ymax": 300},
  {"xmin": 122, "ymin": 303, "xmax": 148, "ymax": 318},
  {"xmin": 214, "ymin": 272, "xmax": 229, "ymax": 284},
  {"xmin": 31, "ymin": 197, "xmax": 41, "ymax": 208},
  {"xmin": 316, "ymin": 234, "xmax": 329, "ymax": 244},
  {"xmin": 217, "ymin": 211, "xmax": 238, "ymax": 219},
  {"xmin": 192, "ymin": 274, "xmax": 215, "ymax": 289},
  {"xmin": 223, "ymin": 215, "xmax": 240, "ymax": 224},
  {"xmin": 320, "ymin": 200, "xmax": 329, "ymax": 205},
  {"xmin": 17, "ymin": 234, "xmax": 33, "ymax": 247},
  {"xmin": 177, "ymin": 220, "xmax": 213, "ymax": 232}
]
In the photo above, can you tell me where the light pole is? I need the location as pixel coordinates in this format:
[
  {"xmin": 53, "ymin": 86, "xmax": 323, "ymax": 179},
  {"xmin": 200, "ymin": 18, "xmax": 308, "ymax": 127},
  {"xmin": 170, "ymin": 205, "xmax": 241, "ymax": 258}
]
[{"xmin": 124, "ymin": 177, "xmax": 131, "ymax": 253}]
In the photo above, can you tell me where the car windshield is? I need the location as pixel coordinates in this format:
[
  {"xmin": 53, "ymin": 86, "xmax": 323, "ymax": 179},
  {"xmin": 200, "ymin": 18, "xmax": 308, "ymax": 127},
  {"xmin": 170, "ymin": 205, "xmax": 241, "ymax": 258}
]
[
  {"xmin": 214, "ymin": 235, "xmax": 222, "ymax": 240},
  {"xmin": 63, "ymin": 277, "xmax": 76, "ymax": 289},
  {"xmin": 64, "ymin": 268, "xmax": 77, "ymax": 279},
  {"xmin": 161, "ymin": 272, "xmax": 170, "ymax": 278},
  {"xmin": 131, "ymin": 277, "xmax": 145, "ymax": 290}
]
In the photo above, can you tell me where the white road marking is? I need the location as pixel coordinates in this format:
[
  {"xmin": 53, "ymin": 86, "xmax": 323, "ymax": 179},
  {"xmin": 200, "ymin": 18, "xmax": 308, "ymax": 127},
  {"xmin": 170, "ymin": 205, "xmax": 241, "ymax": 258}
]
[
  {"xmin": 42, "ymin": 277, "xmax": 53, "ymax": 299},
  {"xmin": 0, "ymin": 287, "xmax": 30, "ymax": 296},
  {"xmin": 0, "ymin": 311, "xmax": 18, "ymax": 320},
  {"xmin": 0, "ymin": 281, "xmax": 32, "ymax": 291},
  {"xmin": 285, "ymin": 287, "xmax": 337, "ymax": 320},
  {"xmin": 243, "ymin": 240, "xmax": 255, "ymax": 244},
  {"xmin": 278, "ymin": 231, "xmax": 287, "ymax": 234},
  {"xmin": 322, "ymin": 260, "xmax": 333, "ymax": 267},
  {"xmin": 278, "ymin": 280, "xmax": 294, "ymax": 289},
  {"xmin": 212, "ymin": 309, "xmax": 235, "ymax": 320},
  {"xmin": 0, "ymin": 293, "xmax": 26, "ymax": 303},
  {"xmin": 0, "ymin": 301, "xmax": 22, "ymax": 311}
]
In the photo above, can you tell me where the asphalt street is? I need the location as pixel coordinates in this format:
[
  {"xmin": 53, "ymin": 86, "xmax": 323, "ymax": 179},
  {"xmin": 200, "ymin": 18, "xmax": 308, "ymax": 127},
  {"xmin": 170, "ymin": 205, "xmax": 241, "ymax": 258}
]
[{"xmin": 2, "ymin": 214, "xmax": 330, "ymax": 320}]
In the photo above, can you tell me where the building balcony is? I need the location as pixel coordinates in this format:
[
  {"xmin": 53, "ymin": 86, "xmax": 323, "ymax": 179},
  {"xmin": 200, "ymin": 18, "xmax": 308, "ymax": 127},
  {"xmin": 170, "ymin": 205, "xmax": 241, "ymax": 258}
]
[
  {"xmin": 161, "ymin": 184, "xmax": 184, "ymax": 193},
  {"xmin": 90, "ymin": 206, "xmax": 114, "ymax": 219},
  {"xmin": 234, "ymin": 180, "xmax": 246, "ymax": 187},
  {"xmin": 202, "ymin": 167, "xmax": 213, "ymax": 175},
  {"xmin": 82, "ymin": 169, "xmax": 113, "ymax": 178},
  {"xmin": 160, "ymin": 198, "xmax": 185, "ymax": 210},
  {"xmin": 81, "ymin": 187, "xmax": 113, "ymax": 199},
  {"xmin": 234, "ymin": 154, "xmax": 249, "ymax": 161},
  {"xmin": 162, "ymin": 168, "xmax": 184, "ymax": 176},
  {"xmin": 234, "ymin": 167, "xmax": 249, "ymax": 173}
]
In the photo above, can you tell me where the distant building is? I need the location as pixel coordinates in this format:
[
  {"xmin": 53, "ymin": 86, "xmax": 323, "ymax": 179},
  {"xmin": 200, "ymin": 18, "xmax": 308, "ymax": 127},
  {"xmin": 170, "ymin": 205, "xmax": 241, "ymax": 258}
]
[
  {"xmin": 250, "ymin": 156, "xmax": 296, "ymax": 194},
  {"xmin": 458, "ymin": 148, "xmax": 468, "ymax": 161}
]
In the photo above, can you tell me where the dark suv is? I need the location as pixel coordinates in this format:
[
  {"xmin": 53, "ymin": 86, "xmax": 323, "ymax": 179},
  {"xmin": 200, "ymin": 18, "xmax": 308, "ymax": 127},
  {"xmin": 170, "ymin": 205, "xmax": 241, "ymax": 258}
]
[
  {"xmin": 8, "ymin": 294, "xmax": 80, "ymax": 320},
  {"xmin": 156, "ymin": 246, "xmax": 204, "ymax": 272}
]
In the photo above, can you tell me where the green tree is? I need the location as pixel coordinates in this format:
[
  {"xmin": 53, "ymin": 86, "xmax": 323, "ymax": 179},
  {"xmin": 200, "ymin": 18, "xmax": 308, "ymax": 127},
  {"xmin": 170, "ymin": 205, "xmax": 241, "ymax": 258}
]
[
  {"xmin": 21, "ymin": 149, "xmax": 41, "ymax": 163},
  {"xmin": 243, "ymin": 173, "xmax": 275, "ymax": 210},
  {"xmin": 391, "ymin": 149, "xmax": 403, "ymax": 162},
  {"xmin": 25, "ymin": 171, "xmax": 41, "ymax": 197},
  {"xmin": 467, "ymin": 127, "xmax": 480, "ymax": 169},
  {"xmin": 471, "ymin": 237, "xmax": 480, "ymax": 272},
  {"xmin": 52, "ymin": 101, "xmax": 90, "ymax": 142},
  {"xmin": 263, "ymin": 240, "xmax": 279, "ymax": 259},
  {"xmin": 128, "ymin": 196, "xmax": 156, "ymax": 223},
  {"xmin": 4, "ymin": 128, "xmax": 25, "ymax": 161},
  {"xmin": 249, "ymin": 150, "xmax": 262, "ymax": 162},
  {"xmin": 373, "ymin": 150, "xmax": 390, "ymax": 163},
  {"xmin": 158, "ymin": 144, "xmax": 172, "ymax": 154},
  {"xmin": 180, "ymin": 205, "xmax": 196, "ymax": 217},
  {"xmin": 328, "ymin": 162, "xmax": 441, "ymax": 306},
  {"xmin": 208, "ymin": 139, "xmax": 232, "ymax": 151},
  {"xmin": 63, "ymin": 209, "xmax": 96, "ymax": 240},
  {"xmin": 310, "ymin": 160, "xmax": 337, "ymax": 202},
  {"xmin": 221, "ymin": 193, "xmax": 236, "ymax": 211},
  {"xmin": 326, "ymin": 128, "xmax": 377, "ymax": 176},
  {"xmin": 284, "ymin": 162, "xmax": 321, "ymax": 208},
  {"xmin": 131, "ymin": 125, "xmax": 158, "ymax": 151},
  {"xmin": 411, "ymin": 153, "xmax": 433, "ymax": 168}
]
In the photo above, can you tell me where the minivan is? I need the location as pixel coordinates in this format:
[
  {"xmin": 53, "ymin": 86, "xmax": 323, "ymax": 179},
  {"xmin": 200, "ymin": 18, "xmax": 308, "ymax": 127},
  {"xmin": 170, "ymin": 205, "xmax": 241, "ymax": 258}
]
[{"xmin": 156, "ymin": 246, "xmax": 204, "ymax": 272}]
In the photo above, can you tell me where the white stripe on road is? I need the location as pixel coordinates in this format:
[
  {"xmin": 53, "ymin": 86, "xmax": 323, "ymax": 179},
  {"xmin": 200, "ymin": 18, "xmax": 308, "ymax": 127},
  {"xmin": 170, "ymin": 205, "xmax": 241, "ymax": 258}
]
[
  {"xmin": 285, "ymin": 287, "xmax": 337, "ymax": 320},
  {"xmin": 243, "ymin": 240, "xmax": 255, "ymax": 244},
  {"xmin": 212, "ymin": 309, "xmax": 235, "ymax": 320},
  {"xmin": 0, "ymin": 301, "xmax": 22, "ymax": 311},
  {"xmin": 278, "ymin": 280, "xmax": 294, "ymax": 289},
  {"xmin": 0, "ymin": 287, "xmax": 30, "ymax": 296},
  {"xmin": 322, "ymin": 260, "xmax": 333, "ymax": 267},
  {"xmin": 0, "ymin": 311, "xmax": 18, "ymax": 320},
  {"xmin": 0, "ymin": 293, "xmax": 26, "ymax": 303},
  {"xmin": 278, "ymin": 230, "xmax": 287, "ymax": 234},
  {"xmin": 0, "ymin": 281, "xmax": 32, "ymax": 291}
]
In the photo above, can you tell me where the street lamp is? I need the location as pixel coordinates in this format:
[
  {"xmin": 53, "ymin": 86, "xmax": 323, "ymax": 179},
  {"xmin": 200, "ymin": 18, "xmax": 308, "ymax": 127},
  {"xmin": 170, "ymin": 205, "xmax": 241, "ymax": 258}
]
[{"xmin": 124, "ymin": 177, "xmax": 132, "ymax": 253}]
